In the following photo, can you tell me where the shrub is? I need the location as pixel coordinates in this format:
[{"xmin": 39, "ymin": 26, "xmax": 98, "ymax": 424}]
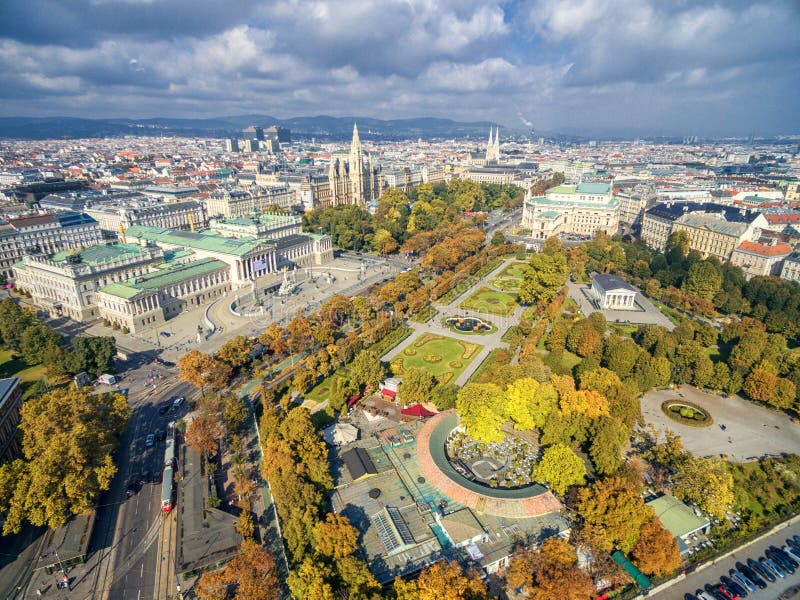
[{"xmin": 121, "ymin": 326, "xmax": 130, "ymax": 334}]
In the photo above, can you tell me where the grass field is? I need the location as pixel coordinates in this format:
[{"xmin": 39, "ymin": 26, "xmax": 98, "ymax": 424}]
[
  {"xmin": 390, "ymin": 333, "xmax": 482, "ymax": 386},
  {"xmin": 499, "ymin": 262, "xmax": 531, "ymax": 279},
  {"xmin": 461, "ymin": 287, "xmax": 518, "ymax": 317},
  {"xmin": 491, "ymin": 278, "xmax": 521, "ymax": 292},
  {"xmin": 0, "ymin": 350, "xmax": 58, "ymax": 399},
  {"xmin": 304, "ymin": 368, "xmax": 351, "ymax": 403}
]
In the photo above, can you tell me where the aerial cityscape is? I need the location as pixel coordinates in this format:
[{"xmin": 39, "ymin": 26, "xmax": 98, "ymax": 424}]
[{"xmin": 0, "ymin": 1, "xmax": 799, "ymax": 600}]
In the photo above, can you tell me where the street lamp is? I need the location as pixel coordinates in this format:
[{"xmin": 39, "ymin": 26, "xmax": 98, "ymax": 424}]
[{"xmin": 52, "ymin": 548, "xmax": 69, "ymax": 591}]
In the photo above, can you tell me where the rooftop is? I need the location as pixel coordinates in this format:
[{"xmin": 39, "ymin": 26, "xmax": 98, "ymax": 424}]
[
  {"xmin": 51, "ymin": 243, "xmax": 156, "ymax": 266},
  {"xmin": 592, "ymin": 273, "xmax": 638, "ymax": 293},
  {"xmin": 125, "ymin": 225, "xmax": 274, "ymax": 257},
  {"xmin": 735, "ymin": 240, "xmax": 792, "ymax": 257},
  {"xmin": 0, "ymin": 377, "xmax": 20, "ymax": 412},
  {"xmin": 646, "ymin": 494, "xmax": 709, "ymax": 539},
  {"xmin": 98, "ymin": 258, "xmax": 227, "ymax": 299}
]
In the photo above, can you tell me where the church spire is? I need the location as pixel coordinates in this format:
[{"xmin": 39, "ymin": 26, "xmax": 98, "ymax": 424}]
[
  {"xmin": 488, "ymin": 128, "xmax": 494, "ymax": 148},
  {"xmin": 351, "ymin": 122, "xmax": 361, "ymax": 154}
]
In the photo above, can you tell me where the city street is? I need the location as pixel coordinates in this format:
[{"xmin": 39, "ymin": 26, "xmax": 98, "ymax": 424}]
[{"xmin": 23, "ymin": 365, "xmax": 196, "ymax": 600}]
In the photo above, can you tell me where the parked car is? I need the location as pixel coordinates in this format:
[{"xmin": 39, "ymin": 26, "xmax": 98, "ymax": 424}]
[
  {"xmin": 704, "ymin": 584, "xmax": 727, "ymax": 600},
  {"xmin": 760, "ymin": 556, "xmax": 785, "ymax": 579},
  {"xmin": 151, "ymin": 470, "xmax": 160, "ymax": 484},
  {"xmin": 734, "ymin": 563, "xmax": 765, "ymax": 590},
  {"xmin": 685, "ymin": 594, "xmax": 700, "ymax": 600},
  {"xmin": 145, "ymin": 433, "xmax": 155, "ymax": 447},
  {"xmin": 771, "ymin": 544, "xmax": 798, "ymax": 569},
  {"xmin": 156, "ymin": 429, "xmax": 165, "ymax": 441},
  {"xmin": 158, "ymin": 402, "xmax": 170, "ymax": 415},
  {"xmin": 766, "ymin": 548, "xmax": 794, "ymax": 574},
  {"xmin": 142, "ymin": 470, "xmax": 150, "ymax": 484},
  {"xmin": 784, "ymin": 544, "xmax": 800, "ymax": 563},
  {"xmin": 730, "ymin": 569, "xmax": 756, "ymax": 593},
  {"xmin": 695, "ymin": 590, "xmax": 715, "ymax": 600},
  {"xmin": 715, "ymin": 585, "xmax": 738, "ymax": 600},
  {"xmin": 126, "ymin": 477, "xmax": 139, "ymax": 497},
  {"xmin": 748, "ymin": 558, "xmax": 775, "ymax": 583},
  {"xmin": 172, "ymin": 396, "xmax": 185, "ymax": 410},
  {"xmin": 720, "ymin": 575, "xmax": 746, "ymax": 597}
]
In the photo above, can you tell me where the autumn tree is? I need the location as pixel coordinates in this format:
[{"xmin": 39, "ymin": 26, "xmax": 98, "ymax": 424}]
[
  {"xmin": 398, "ymin": 367, "xmax": 435, "ymax": 406},
  {"xmin": 672, "ymin": 456, "xmax": 734, "ymax": 520},
  {"xmin": 559, "ymin": 389, "xmax": 610, "ymax": 420},
  {"xmin": 178, "ymin": 350, "xmax": 232, "ymax": 392},
  {"xmin": 313, "ymin": 513, "xmax": 359, "ymax": 559},
  {"xmin": 506, "ymin": 537, "xmax": 594, "ymax": 600},
  {"xmin": 534, "ymin": 443, "xmax": 587, "ymax": 494},
  {"xmin": 197, "ymin": 540, "xmax": 279, "ymax": 600},
  {"xmin": 456, "ymin": 383, "xmax": 505, "ymax": 443},
  {"xmin": 394, "ymin": 560, "xmax": 487, "ymax": 600},
  {"xmin": 566, "ymin": 319, "xmax": 602, "ymax": 357},
  {"xmin": 0, "ymin": 387, "xmax": 129, "ymax": 533},
  {"xmin": 577, "ymin": 476, "xmax": 652, "ymax": 552},
  {"xmin": 631, "ymin": 516, "xmax": 681, "ymax": 577},
  {"xmin": 216, "ymin": 336, "xmax": 254, "ymax": 369},
  {"xmin": 186, "ymin": 413, "xmax": 225, "ymax": 458},
  {"xmin": 504, "ymin": 377, "xmax": 558, "ymax": 430}
]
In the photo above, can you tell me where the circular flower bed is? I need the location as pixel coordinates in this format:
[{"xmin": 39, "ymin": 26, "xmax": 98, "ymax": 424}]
[{"xmin": 660, "ymin": 400, "xmax": 713, "ymax": 427}]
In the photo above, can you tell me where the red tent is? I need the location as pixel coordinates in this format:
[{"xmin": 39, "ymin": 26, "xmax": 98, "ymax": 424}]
[{"xmin": 400, "ymin": 404, "xmax": 436, "ymax": 418}]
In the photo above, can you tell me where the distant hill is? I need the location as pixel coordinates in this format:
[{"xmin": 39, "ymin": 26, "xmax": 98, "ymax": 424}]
[{"xmin": 0, "ymin": 114, "xmax": 501, "ymax": 140}]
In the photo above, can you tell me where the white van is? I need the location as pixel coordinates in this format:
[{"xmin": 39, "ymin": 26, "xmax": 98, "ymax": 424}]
[{"xmin": 97, "ymin": 374, "xmax": 117, "ymax": 385}]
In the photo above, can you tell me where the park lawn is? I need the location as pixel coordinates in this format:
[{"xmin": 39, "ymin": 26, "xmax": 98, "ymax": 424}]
[
  {"xmin": 304, "ymin": 368, "xmax": 351, "ymax": 404},
  {"xmin": 609, "ymin": 323, "xmax": 639, "ymax": 338},
  {"xmin": 0, "ymin": 349, "xmax": 49, "ymax": 384},
  {"xmin": 491, "ymin": 278, "xmax": 521, "ymax": 292},
  {"xmin": 391, "ymin": 333, "xmax": 482, "ymax": 386},
  {"xmin": 460, "ymin": 287, "xmax": 518, "ymax": 317},
  {"xmin": 499, "ymin": 262, "xmax": 531, "ymax": 279}
]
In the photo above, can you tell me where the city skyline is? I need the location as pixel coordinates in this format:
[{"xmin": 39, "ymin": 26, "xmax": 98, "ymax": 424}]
[{"xmin": 1, "ymin": 0, "xmax": 799, "ymax": 137}]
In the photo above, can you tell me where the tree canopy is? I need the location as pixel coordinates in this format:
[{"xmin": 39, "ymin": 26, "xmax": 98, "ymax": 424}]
[{"xmin": 0, "ymin": 387, "xmax": 129, "ymax": 533}]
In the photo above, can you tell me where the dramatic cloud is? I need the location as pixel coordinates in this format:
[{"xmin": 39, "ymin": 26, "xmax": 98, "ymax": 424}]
[{"xmin": 0, "ymin": 0, "xmax": 797, "ymax": 135}]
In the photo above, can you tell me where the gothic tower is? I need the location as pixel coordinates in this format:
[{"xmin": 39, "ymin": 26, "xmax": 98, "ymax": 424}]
[{"xmin": 350, "ymin": 123, "xmax": 364, "ymax": 204}]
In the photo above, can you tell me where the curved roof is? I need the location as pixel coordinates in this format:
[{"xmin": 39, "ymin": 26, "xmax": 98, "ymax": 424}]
[{"xmin": 415, "ymin": 411, "xmax": 562, "ymax": 518}]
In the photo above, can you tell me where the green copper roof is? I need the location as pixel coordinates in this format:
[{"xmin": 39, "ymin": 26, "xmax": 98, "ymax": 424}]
[
  {"xmin": 547, "ymin": 183, "xmax": 612, "ymax": 196},
  {"xmin": 646, "ymin": 494, "xmax": 709, "ymax": 539},
  {"xmin": 548, "ymin": 185, "xmax": 577, "ymax": 194},
  {"xmin": 98, "ymin": 282, "xmax": 144, "ymax": 300},
  {"xmin": 98, "ymin": 258, "xmax": 227, "ymax": 299},
  {"xmin": 125, "ymin": 225, "xmax": 274, "ymax": 257},
  {"xmin": 51, "ymin": 243, "xmax": 152, "ymax": 266}
]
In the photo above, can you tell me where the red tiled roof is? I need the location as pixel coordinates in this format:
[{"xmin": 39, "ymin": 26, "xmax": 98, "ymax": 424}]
[
  {"xmin": 765, "ymin": 213, "xmax": 800, "ymax": 225},
  {"xmin": 735, "ymin": 241, "xmax": 792, "ymax": 256},
  {"xmin": 9, "ymin": 214, "xmax": 57, "ymax": 229}
]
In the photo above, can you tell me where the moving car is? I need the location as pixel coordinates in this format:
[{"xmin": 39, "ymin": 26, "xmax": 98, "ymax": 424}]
[
  {"xmin": 145, "ymin": 433, "xmax": 155, "ymax": 447},
  {"xmin": 126, "ymin": 477, "xmax": 139, "ymax": 497},
  {"xmin": 158, "ymin": 403, "xmax": 170, "ymax": 415},
  {"xmin": 172, "ymin": 396, "xmax": 185, "ymax": 409}
]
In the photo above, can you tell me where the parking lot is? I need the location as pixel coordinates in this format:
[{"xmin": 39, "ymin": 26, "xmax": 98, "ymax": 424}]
[{"xmin": 651, "ymin": 519, "xmax": 800, "ymax": 599}]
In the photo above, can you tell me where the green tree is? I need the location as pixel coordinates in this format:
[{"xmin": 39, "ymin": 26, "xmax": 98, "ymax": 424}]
[
  {"xmin": 456, "ymin": 383, "xmax": 505, "ymax": 443},
  {"xmin": 589, "ymin": 417, "xmax": 629, "ymax": 475},
  {"xmin": 0, "ymin": 387, "xmax": 129, "ymax": 533},
  {"xmin": 518, "ymin": 252, "xmax": 568, "ymax": 306},
  {"xmin": 602, "ymin": 337, "xmax": 641, "ymax": 379},
  {"xmin": 398, "ymin": 368, "xmax": 435, "ymax": 407},
  {"xmin": 0, "ymin": 298, "xmax": 35, "ymax": 349},
  {"xmin": 19, "ymin": 323, "xmax": 62, "ymax": 365},
  {"xmin": 682, "ymin": 260, "xmax": 723, "ymax": 300},
  {"xmin": 534, "ymin": 443, "xmax": 586, "ymax": 494},
  {"xmin": 350, "ymin": 350, "xmax": 385, "ymax": 391}
]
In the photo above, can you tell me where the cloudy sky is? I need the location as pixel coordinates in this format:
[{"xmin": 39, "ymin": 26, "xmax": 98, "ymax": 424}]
[{"xmin": 0, "ymin": 0, "xmax": 798, "ymax": 136}]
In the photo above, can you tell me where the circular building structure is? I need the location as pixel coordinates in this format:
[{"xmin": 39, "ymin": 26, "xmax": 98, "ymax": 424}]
[{"xmin": 416, "ymin": 410, "xmax": 562, "ymax": 519}]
